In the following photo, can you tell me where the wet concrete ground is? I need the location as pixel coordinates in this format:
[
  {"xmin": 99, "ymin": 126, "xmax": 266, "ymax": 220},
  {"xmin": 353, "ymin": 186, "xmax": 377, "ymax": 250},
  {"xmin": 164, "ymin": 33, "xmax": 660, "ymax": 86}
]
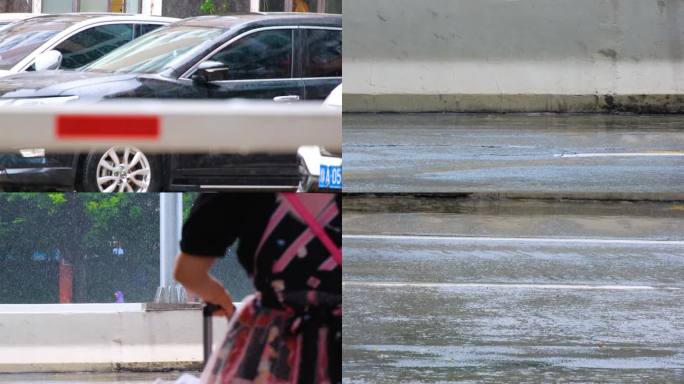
[
  {"xmin": 343, "ymin": 114, "xmax": 684, "ymax": 195},
  {"xmin": 343, "ymin": 200, "xmax": 684, "ymax": 383}
]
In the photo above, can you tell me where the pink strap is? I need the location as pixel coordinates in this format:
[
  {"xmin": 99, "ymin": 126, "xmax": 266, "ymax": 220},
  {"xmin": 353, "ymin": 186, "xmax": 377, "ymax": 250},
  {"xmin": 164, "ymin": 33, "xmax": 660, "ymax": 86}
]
[{"xmin": 282, "ymin": 193, "xmax": 342, "ymax": 267}]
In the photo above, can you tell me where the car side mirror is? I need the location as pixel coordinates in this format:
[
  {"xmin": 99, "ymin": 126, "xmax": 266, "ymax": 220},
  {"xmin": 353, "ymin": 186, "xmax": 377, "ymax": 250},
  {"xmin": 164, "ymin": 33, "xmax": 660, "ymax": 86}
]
[
  {"xmin": 192, "ymin": 61, "xmax": 230, "ymax": 84},
  {"xmin": 34, "ymin": 50, "xmax": 63, "ymax": 71}
]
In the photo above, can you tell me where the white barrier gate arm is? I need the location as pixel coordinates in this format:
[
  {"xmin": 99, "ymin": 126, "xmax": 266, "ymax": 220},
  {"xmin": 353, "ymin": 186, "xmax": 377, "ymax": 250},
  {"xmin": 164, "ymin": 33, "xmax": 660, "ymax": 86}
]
[{"xmin": 0, "ymin": 100, "xmax": 341, "ymax": 153}]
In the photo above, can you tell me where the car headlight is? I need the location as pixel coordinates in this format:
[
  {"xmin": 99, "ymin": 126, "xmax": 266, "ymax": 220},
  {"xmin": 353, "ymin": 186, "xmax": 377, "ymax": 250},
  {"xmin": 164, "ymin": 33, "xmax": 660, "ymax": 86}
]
[{"xmin": 0, "ymin": 96, "xmax": 79, "ymax": 106}]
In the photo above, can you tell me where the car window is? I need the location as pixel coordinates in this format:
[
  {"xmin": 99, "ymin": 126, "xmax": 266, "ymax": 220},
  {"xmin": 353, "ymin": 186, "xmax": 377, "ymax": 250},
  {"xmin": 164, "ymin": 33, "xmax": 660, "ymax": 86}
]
[
  {"xmin": 206, "ymin": 29, "xmax": 293, "ymax": 80},
  {"xmin": 302, "ymin": 29, "xmax": 341, "ymax": 78},
  {"xmin": 85, "ymin": 26, "xmax": 224, "ymax": 75},
  {"xmin": 0, "ymin": 18, "xmax": 70, "ymax": 70},
  {"xmin": 55, "ymin": 23, "xmax": 135, "ymax": 70},
  {"xmin": 136, "ymin": 23, "xmax": 163, "ymax": 38}
]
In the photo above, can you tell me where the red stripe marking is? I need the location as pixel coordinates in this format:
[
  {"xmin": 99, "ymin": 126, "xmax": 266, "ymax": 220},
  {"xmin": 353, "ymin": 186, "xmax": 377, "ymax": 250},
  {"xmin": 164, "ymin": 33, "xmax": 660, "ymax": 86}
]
[{"xmin": 56, "ymin": 115, "xmax": 160, "ymax": 139}]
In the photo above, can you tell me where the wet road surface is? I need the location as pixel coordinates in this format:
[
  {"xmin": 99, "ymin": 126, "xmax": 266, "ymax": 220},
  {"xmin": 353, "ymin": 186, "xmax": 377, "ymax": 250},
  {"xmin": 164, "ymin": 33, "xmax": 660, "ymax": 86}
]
[
  {"xmin": 343, "ymin": 200, "xmax": 684, "ymax": 383},
  {"xmin": 343, "ymin": 114, "xmax": 684, "ymax": 194}
]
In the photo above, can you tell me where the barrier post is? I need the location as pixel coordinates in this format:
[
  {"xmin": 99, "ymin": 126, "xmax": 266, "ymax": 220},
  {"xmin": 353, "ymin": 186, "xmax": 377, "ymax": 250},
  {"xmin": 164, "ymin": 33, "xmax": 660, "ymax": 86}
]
[{"xmin": 156, "ymin": 193, "xmax": 185, "ymax": 303}]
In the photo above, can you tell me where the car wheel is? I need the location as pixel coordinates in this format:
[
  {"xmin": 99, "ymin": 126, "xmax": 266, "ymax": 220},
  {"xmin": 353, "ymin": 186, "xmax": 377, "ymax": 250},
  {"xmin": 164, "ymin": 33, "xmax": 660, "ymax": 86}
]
[{"xmin": 82, "ymin": 146, "xmax": 160, "ymax": 192}]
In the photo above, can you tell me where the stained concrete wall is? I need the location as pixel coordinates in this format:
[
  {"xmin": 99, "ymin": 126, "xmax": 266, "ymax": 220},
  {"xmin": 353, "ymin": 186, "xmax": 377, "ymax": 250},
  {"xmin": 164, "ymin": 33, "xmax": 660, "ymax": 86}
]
[
  {"xmin": 0, "ymin": 304, "xmax": 234, "ymax": 373},
  {"xmin": 343, "ymin": 0, "xmax": 684, "ymax": 112}
]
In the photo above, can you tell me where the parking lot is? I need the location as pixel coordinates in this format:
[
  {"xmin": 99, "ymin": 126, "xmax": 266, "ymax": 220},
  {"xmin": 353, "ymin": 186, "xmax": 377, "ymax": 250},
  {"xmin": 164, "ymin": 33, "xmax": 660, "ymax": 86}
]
[{"xmin": 0, "ymin": 11, "xmax": 342, "ymax": 193}]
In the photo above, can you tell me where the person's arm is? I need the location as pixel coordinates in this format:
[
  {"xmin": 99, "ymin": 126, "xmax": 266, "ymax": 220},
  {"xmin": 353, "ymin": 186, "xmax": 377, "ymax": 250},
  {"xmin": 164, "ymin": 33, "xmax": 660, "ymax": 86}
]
[{"xmin": 174, "ymin": 252, "xmax": 235, "ymax": 318}]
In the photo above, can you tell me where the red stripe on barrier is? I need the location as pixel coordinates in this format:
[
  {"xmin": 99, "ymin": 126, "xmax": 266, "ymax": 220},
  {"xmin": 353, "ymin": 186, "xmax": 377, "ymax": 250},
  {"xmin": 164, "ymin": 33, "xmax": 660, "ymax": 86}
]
[{"xmin": 56, "ymin": 115, "xmax": 160, "ymax": 139}]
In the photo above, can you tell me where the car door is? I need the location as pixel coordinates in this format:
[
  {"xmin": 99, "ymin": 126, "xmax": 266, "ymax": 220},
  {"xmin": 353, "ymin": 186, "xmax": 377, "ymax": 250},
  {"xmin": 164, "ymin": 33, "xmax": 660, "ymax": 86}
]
[
  {"xmin": 167, "ymin": 28, "xmax": 306, "ymax": 190},
  {"xmin": 299, "ymin": 27, "xmax": 342, "ymax": 100},
  {"xmin": 188, "ymin": 27, "xmax": 305, "ymax": 101}
]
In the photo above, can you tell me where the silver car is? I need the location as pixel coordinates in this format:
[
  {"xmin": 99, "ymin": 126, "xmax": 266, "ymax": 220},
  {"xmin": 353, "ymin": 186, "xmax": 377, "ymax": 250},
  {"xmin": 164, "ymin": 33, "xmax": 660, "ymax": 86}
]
[{"xmin": 0, "ymin": 13, "xmax": 176, "ymax": 77}]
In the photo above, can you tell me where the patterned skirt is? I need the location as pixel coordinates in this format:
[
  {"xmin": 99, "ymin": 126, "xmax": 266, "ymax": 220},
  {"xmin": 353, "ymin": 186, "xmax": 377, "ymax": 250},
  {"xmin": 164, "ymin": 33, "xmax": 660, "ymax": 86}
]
[{"xmin": 200, "ymin": 295, "xmax": 341, "ymax": 384}]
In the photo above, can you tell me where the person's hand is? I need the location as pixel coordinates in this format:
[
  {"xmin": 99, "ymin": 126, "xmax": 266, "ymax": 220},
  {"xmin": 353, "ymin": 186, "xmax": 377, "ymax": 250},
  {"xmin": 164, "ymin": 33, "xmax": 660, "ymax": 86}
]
[
  {"xmin": 173, "ymin": 253, "xmax": 236, "ymax": 319},
  {"xmin": 212, "ymin": 289, "xmax": 236, "ymax": 319},
  {"xmin": 215, "ymin": 303, "xmax": 236, "ymax": 319}
]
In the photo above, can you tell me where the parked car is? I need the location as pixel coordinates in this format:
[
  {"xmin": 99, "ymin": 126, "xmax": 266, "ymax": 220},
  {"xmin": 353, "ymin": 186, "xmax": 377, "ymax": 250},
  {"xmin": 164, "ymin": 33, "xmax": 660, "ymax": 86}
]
[
  {"xmin": 0, "ymin": 13, "xmax": 342, "ymax": 192},
  {"xmin": 298, "ymin": 84, "xmax": 343, "ymax": 192},
  {"xmin": 323, "ymin": 83, "xmax": 342, "ymax": 110},
  {"xmin": 0, "ymin": 13, "xmax": 176, "ymax": 77}
]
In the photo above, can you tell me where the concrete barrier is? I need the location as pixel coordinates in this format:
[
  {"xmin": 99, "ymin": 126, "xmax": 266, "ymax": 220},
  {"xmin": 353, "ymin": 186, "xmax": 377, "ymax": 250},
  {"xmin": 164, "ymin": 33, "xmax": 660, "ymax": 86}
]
[
  {"xmin": 0, "ymin": 303, "xmax": 234, "ymax": 373},
  {"xmin": 343, "ymin": 0, "xmax": 684, "ymax": 112}
]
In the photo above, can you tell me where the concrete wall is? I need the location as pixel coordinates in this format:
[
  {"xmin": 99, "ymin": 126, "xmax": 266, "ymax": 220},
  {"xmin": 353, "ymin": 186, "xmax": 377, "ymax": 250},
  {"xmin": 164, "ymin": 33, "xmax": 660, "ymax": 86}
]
[
  {"xmin": 343, "ymin": 0, "xmax": 684, "ymax": 112},
  {"xmin": 0, "ymin": 304, "xmax": 234, "ymax": 373}
]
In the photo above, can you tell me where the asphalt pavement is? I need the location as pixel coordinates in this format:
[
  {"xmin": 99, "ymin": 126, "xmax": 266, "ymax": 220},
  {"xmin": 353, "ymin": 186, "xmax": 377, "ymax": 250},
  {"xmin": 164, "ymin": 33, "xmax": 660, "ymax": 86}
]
[
  {"xmin": 343, "ymin": 113, "xmax": 684, "ymax": 196},
  {"xmin": 343, "ymin": 198, "xmax": 684, "ymax": 383}
]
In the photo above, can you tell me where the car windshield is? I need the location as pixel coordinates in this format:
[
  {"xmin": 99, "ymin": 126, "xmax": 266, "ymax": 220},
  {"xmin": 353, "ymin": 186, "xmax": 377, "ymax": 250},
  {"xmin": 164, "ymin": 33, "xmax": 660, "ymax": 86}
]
[
  {"xmin": 0, "ymin": 17, "xmax": 73, "ymax": 70},
  {"xmin": 84, "ymin": 25, "xmax": 224, "ymax": 74}
]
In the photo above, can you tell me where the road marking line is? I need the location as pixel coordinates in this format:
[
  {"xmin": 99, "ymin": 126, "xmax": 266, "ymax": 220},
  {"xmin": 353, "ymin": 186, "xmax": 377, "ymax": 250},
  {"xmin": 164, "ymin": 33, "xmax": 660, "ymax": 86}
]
[
  {"xmin": 343, "ymin": 234, "xmax": 684, "ymax": 246},
  {"xmin": 555, "ymin": 151, "xmax": 684, "ymax": 158},
  {"xmin": 344, "ymin": 282, "xmax": 682, "ymax": 291}
]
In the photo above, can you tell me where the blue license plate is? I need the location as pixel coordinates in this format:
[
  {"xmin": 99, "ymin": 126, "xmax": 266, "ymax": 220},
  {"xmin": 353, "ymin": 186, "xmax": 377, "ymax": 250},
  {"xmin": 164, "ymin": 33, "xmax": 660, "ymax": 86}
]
[{"xmin": 319, "ymin": 164, "xmax": 343, "ymax": 190}]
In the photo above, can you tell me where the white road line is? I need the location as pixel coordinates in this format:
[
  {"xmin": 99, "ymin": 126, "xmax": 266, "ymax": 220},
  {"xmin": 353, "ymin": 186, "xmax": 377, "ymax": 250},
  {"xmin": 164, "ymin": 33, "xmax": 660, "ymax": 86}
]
[
  {"xmin": 343, "ymin": 234, "xmax": 684, "ymax": 246},
  {"xmin": 555, "ymin": 152, "xmax": 684, "ymax": 158},
  {"xmin": 343, "ymin": 281, "xmax": 682, "ymax": 291}
]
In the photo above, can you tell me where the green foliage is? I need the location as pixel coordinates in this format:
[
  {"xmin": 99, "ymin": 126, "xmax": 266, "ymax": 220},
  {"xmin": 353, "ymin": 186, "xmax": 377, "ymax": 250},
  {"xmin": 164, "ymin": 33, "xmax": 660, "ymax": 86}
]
[
  {"xmin": 0, "ymin": 193, "xmax": 163, "ymax": 304},
  {"xmin": 47, "ymin": 193, "xmax": 66, "ymax": 205},
  {"xmin": 183, "ymin": 192, "xmax": 199, "ymax": 220},
  {"xmin": 200, "ymin": 0, "xmax": 215, "ymax": 14},
  {"xmin": 200, "ymin": 0, "xmax": 231, "ymax": 15},
  {"xmin": 0, "ymin": 192, "xmax": 248, "ymax": 305}
]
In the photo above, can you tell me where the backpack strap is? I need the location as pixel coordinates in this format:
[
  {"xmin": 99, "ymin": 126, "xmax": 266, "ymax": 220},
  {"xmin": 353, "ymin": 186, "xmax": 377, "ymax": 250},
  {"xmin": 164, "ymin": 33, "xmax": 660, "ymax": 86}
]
[{"xmin": 281, "ymin": 193, "xmax": 342, "ymax": 267}]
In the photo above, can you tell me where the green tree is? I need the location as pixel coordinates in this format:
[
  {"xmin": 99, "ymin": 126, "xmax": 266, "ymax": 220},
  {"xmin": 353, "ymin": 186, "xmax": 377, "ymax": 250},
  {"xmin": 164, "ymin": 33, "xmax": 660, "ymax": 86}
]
[
  {"xmin": 200, "ymin": 0, "xmax": 232, "ymax": 15},
  {"xmin": 0, "ymin": 193, "xmax": 160, "ymax": 304}
]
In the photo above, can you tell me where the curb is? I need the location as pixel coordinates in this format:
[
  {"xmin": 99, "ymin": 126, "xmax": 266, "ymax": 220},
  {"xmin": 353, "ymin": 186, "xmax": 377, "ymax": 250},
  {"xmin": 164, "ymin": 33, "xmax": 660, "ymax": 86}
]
[
  {"xmin": 343, "ymin": 94, "xmax": 684, "ymax": 114},
  {"xmin": 342, "ymin": 192, "xmax": 684, "ymax": 212}
]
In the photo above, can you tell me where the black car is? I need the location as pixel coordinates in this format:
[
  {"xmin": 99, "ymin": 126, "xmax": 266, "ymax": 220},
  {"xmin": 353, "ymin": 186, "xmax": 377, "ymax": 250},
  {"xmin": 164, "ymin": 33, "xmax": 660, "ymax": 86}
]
[{"xmin": 0, "ymin": 13, "xmax": 342, "ymax": 192}]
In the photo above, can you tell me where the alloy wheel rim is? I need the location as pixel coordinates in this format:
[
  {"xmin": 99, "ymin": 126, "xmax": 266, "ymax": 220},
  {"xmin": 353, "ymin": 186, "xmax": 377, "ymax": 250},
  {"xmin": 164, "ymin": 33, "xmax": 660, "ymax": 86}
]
[{"xmin": 95, "ymin": 147, "xmax": 152, "ymax": 193}]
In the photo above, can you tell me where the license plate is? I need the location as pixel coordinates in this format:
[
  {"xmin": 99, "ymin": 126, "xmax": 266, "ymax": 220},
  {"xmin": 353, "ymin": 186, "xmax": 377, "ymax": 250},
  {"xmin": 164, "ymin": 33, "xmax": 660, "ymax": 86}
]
[{"xmin": 319, "ymin": 163, "xmax": 343, "ymax": 190}]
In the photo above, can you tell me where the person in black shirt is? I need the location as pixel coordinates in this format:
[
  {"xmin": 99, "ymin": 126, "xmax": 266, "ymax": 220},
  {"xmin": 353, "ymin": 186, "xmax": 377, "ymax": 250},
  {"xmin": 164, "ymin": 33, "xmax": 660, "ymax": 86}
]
[{"xmin": 174, "ymin": 193, "xmax": 341, "ymax": 384}]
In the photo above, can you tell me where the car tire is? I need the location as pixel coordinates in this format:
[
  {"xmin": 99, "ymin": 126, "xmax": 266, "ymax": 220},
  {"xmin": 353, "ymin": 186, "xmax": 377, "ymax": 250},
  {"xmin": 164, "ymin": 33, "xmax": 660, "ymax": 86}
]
[{"xmin": 82, "ymin": 146, "xmax": 161, "ymax": 192}]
